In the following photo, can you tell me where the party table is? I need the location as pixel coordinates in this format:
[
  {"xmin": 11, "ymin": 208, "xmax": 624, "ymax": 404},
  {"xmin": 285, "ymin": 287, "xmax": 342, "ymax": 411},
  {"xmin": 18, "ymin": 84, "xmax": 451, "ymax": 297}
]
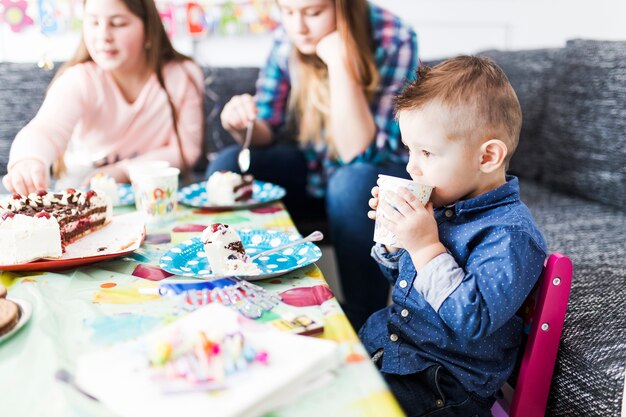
[{"xmin": 0, "ymin": 201, "xmax": 404, "ymax": 417}]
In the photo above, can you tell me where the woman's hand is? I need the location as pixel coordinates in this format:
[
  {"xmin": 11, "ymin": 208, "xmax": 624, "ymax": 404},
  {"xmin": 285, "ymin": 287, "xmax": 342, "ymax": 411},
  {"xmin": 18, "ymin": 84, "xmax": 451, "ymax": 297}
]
[
  {"xmin": 316, "ymin": 31, "xmax": 344, "ymax": 67},
  {"xmin": 2, "ymin": 159, "xmax": 50, "ymax": 195},
  {"xmin": 376, "ymin": 187, "xmax": 446, "ymax": 269},
  {"xmin": 82, "ymin": 163, "xmax": 129, "ymax": 186},
  {"xmin": 220, "ymin": 94, "xmax": 257, "ymax": 143}
]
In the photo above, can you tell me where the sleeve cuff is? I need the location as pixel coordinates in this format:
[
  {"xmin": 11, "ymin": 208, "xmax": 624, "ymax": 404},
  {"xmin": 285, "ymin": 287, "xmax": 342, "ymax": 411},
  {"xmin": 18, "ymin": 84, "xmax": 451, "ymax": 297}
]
[
  {"xmin": 413, "ymin": 253, "xmax": 464, "ymax": 312},
  {"xmin": 370, "ymin": 244, "xmax": 403, "ymax": 270}
]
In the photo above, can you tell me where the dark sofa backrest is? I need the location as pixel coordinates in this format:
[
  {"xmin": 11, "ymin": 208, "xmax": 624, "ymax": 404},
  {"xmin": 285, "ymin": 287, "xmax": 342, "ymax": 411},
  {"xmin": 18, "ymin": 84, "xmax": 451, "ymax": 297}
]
[
  {"xmin": 426, "ymin": 40, "xmax": 626, "ymax": 211},
  {"xmin": 2, "ymin": 40, "xmax": 625, "ymax": 211},
  {"xmin": 0, "ymin": 62, "xmax": 56, "ymax": 175}
]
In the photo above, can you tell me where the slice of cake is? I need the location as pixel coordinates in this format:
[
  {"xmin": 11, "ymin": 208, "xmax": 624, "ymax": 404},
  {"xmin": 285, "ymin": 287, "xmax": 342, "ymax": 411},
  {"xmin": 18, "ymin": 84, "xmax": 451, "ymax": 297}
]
[
  {"xmin": 0, "ymin": 189, "xmax": 112, "ymax": 265},
  {"xmin": 0, "ymin": 211, "xmax": 63, "ymax": 264},
  {"xmin": 90, "ymin": 173, "xmax": 120, "ymax": 206},
  {"xmin": 201, "ymin": 223, "xmax": 260, "ymax": 275},
  {"xmin": 205, "ymin": 171, "xmax": 254, "ymax": 206}
]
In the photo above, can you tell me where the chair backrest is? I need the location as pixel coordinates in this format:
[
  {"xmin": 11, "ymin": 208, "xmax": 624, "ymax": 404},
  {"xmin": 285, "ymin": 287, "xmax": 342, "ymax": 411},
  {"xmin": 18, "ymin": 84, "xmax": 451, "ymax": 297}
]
[{"xmin": 494, "ymin": 253, "xmax": 573, "ymax": 417}]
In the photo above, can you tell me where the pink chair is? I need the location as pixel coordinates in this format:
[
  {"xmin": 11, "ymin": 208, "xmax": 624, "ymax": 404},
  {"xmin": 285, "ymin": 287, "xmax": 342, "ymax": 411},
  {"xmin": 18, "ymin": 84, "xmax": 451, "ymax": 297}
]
[{"xmin": 491, "ymin": 253, "xmax": 573, "ymax": 417}]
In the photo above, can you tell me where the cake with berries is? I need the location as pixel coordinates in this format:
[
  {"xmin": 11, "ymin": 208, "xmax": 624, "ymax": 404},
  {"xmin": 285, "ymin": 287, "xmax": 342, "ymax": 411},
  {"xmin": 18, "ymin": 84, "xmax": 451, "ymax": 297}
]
[
  {"xmin": 0, "ymin": 189, "xmax": 112, "ymax": 265},
  {"xmin": 205, "ymin": 171, "xmax": 254, "ymax": 206},
  {"xmin": 201, "ymin": 223, "xmax": 260, "ymax": 275}
]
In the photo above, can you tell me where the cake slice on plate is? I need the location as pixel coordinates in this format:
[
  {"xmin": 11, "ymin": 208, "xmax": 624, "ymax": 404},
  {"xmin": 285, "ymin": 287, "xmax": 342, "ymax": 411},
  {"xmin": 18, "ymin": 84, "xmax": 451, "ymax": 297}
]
[
  {"xmin": 201, "ymin": 223, "xmax": 260, "ymax": 275},
  {"xmin": 0, "ymin": 189, "xmax": 112, "ymax": 265}
]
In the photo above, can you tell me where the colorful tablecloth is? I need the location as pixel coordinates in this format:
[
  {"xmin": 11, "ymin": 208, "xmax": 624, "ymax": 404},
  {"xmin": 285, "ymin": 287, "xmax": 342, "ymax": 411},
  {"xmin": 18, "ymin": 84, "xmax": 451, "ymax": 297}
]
[{"xmin": 0, "ymin": 202, "xmax": 404, "ymax": 417}]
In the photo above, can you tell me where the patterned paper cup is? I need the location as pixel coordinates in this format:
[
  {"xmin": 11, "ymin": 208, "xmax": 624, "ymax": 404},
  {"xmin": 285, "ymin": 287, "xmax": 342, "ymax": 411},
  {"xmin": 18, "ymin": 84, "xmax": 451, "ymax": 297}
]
[
  {"xmin": 131, "ymin": 167, "xmax": 180, "ymax": 226},
  {"xmin": 127, "ymin": 160, "xmax": 170, "ymax": 184},
  {"xmin": 373, "ymin": 174, "xmax": 433, "ymax": 248}
]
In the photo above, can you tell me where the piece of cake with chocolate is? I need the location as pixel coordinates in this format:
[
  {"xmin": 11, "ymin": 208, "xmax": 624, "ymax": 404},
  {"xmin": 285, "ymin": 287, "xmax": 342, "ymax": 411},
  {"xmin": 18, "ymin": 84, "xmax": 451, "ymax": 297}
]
[
  {"xmin": 201, "ymin": 223, "xmax": 260, "ymax": 275},
  {"xmin": 0, "ymin": 189, "xmax": 112, "ymax": 265},
  {"xmin": 205, "ymin": 171, "xmax": 254, "ymax": 206}
]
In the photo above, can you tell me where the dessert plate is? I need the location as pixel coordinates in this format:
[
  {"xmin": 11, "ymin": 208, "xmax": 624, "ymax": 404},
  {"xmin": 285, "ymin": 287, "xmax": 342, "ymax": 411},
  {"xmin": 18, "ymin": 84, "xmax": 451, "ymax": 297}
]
[
  {"xmin": 0, "ymin": 212, "xmax": 145, "ymax": 272},
  {"xmin": 178, "ymin": 181, "xmax": 286, "ymax": 210},
  {"xmin": 159, "ymin": 229, "xmax": 322, "ymax": 281},
  {"xmin": 114, "ymin": 183, "xmax": 135, "ymax": 207},
  {"xmin": 0, "ymin": 298, "xmax": 32, "ymax": 344}
]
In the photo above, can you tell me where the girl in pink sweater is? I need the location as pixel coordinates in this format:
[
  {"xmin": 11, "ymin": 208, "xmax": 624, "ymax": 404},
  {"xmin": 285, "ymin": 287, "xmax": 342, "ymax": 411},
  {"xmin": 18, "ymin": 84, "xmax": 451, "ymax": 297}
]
[{"xmin": 3, "ymin": 0, "xmax": 205, "ymax": 195}]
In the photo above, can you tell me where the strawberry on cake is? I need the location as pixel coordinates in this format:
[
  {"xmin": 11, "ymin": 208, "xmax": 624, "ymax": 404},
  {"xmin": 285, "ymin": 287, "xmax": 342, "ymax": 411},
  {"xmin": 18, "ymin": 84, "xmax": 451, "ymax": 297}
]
[
  {"xmin": 205, "ymin": 171, "xmax": 253, "ymax": 206},
  {"xmin": 201, "ymin": 223, "xmax": 260, "ymax": 275},
  {"xmin": 0, "ymin": 189, "xmax": 112, "ymax": 265}
]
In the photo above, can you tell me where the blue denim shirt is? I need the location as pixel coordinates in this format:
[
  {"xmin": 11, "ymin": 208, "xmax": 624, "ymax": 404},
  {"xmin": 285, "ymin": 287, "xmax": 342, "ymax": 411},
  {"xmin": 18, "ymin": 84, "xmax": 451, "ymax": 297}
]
[{"xmin": 359, "ymin": 176, "xmax": 548, "ymax": 397}]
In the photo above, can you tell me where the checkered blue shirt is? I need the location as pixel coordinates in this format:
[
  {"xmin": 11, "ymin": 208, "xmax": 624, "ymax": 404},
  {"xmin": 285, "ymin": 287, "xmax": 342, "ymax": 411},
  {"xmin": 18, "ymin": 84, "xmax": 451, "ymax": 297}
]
[{"xmin": 255, "ymin": 3, "xmax": 418, "ymax": 197}]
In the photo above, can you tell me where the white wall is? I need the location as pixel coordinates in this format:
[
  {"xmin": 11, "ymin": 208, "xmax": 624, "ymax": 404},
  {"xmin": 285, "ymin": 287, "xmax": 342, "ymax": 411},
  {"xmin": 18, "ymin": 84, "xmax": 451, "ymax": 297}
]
[{"xmin": 1, "ymin": 0, "xmax": 625, "ymax": 65}]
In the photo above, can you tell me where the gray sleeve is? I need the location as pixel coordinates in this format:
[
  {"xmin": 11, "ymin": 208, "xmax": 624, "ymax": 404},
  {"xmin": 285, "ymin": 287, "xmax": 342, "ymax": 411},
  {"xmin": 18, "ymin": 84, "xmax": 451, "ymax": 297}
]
[
  {"xmin": 371, "ymin": 244, "xmax": 403, "ymax": 270},
  {"xmin": 413, "ymin": 253, "xmax": 464, "ymax": 312}
]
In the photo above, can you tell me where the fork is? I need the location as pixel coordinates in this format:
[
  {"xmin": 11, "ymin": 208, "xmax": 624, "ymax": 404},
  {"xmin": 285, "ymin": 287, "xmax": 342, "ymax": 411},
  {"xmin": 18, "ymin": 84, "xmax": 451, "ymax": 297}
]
[{"xmin": 249, "ymin": 231, "xmax": 324, "ymax": 261}]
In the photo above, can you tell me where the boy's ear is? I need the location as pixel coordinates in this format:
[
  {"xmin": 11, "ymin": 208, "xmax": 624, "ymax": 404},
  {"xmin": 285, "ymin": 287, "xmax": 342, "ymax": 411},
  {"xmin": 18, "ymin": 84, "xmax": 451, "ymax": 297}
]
[{"xmin": 479, "ymin": 139, "xmax": 508, "ymax": 173}]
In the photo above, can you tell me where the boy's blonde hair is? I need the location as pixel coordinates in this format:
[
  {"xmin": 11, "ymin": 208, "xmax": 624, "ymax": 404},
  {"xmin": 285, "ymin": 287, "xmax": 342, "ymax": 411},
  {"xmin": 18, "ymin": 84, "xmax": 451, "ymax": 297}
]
[
  {"xmin": 395, "ymin": 56, "xmax": 521, "ymax": 163},
  {"xmin": 288, "ymin": 0, "xmax": 378, "ymax": 157}
]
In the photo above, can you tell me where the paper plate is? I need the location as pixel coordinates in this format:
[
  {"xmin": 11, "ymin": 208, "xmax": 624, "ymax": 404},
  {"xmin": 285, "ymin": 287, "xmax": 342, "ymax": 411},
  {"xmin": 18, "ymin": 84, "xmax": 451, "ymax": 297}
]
[
  {"xmin": 0, "ymin": 212, "xmax": 145, "ymax": 271},
  {"xmin": 159, "ymin": 229, "xmax": 321, "ymax": 281},
  {"xmin": 178, "ymin": 181, "xmax": 286, "ymax": 210}
]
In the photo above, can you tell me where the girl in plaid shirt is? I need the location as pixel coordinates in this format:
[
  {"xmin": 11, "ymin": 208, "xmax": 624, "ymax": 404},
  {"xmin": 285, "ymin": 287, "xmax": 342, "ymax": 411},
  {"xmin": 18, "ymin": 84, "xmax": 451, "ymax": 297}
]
[{"xmin": 208, "ymin": 0, "xmax": 418, "ymax": 329}]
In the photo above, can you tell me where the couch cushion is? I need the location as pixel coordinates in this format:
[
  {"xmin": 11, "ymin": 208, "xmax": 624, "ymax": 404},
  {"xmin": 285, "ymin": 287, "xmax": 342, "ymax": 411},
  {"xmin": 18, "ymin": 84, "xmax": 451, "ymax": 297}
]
[
  {"xmin": 540, "ymin": 39, "xmax": 626, "ymax": 211},
  {"xmin": 200, "ymin": 67, "xmax": 259, "ymax": 168},
  {"xmin": 478, "ymin": 48, "xmax": 561, "ymax": 181},
  {"xmin": 0, "ymin": 62, "xmax": 56, "ymax": 176},
  {"xmin": 520, "ymin": 180, "xmax": 626, "ymax": 416}
]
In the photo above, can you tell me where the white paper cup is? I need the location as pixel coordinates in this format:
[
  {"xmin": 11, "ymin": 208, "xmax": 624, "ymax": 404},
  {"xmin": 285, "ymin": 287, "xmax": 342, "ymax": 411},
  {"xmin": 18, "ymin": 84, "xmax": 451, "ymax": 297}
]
[
  {"xmin": 374, "ymin": 174, "xmax": 433, "ymax": 248},
  {"xmin": 131, "ymin": 167, "xmax": 180, "ymax": 225},
  {"xmin": 127, "ymin": 160, "xmax": 170, "ymax": 184}
]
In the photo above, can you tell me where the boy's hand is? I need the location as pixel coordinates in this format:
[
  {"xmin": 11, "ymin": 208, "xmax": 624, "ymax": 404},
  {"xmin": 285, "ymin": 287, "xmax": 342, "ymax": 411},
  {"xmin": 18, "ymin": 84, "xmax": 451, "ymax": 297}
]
[
  {"xmin": 3, "ymin": 159, "xmax": 50, "ymax": 196},
  {"xmin": 377, "ymin": 187, "xmax": 446, "ymax": 269},
  {"xmin": 367, "ymin": 186, "xmax": 380, "ymax": 220}
]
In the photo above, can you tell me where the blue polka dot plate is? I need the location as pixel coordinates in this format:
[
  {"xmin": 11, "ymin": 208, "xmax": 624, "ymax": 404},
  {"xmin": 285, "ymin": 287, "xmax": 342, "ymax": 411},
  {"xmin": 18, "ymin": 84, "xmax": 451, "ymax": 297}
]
[
  {"xmin": 159, "ymin": 229, "xmax": 322, "ymax": 281},
  {"xmin": 177, "ymin": 181, "xmax": 286, "ymax": 209},
  {"xmin": 115, "ymin": 183, "xmax": 135, "ymax": 207}
]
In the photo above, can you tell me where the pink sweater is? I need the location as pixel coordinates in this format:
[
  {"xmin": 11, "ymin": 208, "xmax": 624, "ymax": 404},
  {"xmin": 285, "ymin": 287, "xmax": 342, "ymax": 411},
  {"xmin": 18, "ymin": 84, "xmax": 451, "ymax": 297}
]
[{"xmin": 8, "ymin": 60, "xmax": 204, "ymax": 178}]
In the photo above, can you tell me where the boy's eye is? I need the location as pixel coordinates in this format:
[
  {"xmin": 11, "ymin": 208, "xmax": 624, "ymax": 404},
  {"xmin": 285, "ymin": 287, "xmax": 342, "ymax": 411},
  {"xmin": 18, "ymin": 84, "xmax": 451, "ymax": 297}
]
[{"xmin": 421, "ymin": 150, "xmax": 432, "ymax": 157}]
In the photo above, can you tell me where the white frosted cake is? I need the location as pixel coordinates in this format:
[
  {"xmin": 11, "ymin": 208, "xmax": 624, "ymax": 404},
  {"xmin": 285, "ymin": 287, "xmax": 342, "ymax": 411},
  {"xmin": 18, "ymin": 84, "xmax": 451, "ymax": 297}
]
[
  {"xmin": 0, "ymin": 211, "xmax": 63, "ymax": 264},
  {"xmin": 0, "ymin": 189, "xmax": 112, "ymax": 265},
  {"xmin": 90, "ymin": 173, "xmax": 120, "ymax": 205},
  {"xmin": 201, "ymin": 223, "xmax": 260, "ymax": 275},
  {"xmin": 205, "ymin": 171, "xmax": 254, "ymax": 206}
]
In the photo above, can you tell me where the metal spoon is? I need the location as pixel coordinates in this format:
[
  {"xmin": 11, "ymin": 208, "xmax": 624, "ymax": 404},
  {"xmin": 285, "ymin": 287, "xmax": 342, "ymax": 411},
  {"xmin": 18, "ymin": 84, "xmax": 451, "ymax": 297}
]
[
  {"xmin": 238, "ymin": 120, "xmax": 254, "ymax": 174},
  {"xmin": 249, "ymin": 231, "xmax": 324, "ymax": 261}
]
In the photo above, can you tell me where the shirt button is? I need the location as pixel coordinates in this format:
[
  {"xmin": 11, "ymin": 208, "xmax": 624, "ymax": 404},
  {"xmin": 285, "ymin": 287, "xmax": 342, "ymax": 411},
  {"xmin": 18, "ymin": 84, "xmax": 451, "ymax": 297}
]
[
  {"xmin": 401, "ymin": 309, "xmax": 409, "ymax": 317},
  {"xmin": 444, "ymin": 209, "xmax": 454, "ymax": 218},
  {"xmin": 390, "ymin": 333, "xmax": 398, "ymax": 342},
  {"xmin": 399, "ymin": 280, "xmax": 408, "ymax": 289}
]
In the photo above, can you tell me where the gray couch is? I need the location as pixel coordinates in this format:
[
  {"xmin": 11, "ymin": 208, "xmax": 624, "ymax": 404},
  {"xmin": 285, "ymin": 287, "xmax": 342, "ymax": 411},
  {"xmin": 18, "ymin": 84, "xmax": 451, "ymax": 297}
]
[{"xmin": 1, "ymin": 39, "xmax": 625, "ymax": 416}]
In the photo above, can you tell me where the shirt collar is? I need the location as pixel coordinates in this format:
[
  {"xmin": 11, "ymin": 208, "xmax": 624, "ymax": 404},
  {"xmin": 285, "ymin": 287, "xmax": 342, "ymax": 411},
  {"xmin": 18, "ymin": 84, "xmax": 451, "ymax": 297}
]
[{"xmin": 446, "ymin": 175, "xmax": 520, "ymax": 216}]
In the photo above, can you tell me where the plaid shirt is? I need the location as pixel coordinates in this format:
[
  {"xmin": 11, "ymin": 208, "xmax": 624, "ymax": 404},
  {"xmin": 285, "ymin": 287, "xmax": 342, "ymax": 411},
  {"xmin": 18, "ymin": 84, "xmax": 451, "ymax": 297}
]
[{"xmin": 255, "ymin": 3, "xmax": 418, "ymax": 197}]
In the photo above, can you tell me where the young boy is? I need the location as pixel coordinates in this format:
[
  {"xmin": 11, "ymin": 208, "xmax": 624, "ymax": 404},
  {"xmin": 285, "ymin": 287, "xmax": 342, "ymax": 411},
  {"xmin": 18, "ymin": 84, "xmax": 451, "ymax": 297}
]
[{"xmin": 360, "ymin": 56, "xmax": 548, "ymax": 416}]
